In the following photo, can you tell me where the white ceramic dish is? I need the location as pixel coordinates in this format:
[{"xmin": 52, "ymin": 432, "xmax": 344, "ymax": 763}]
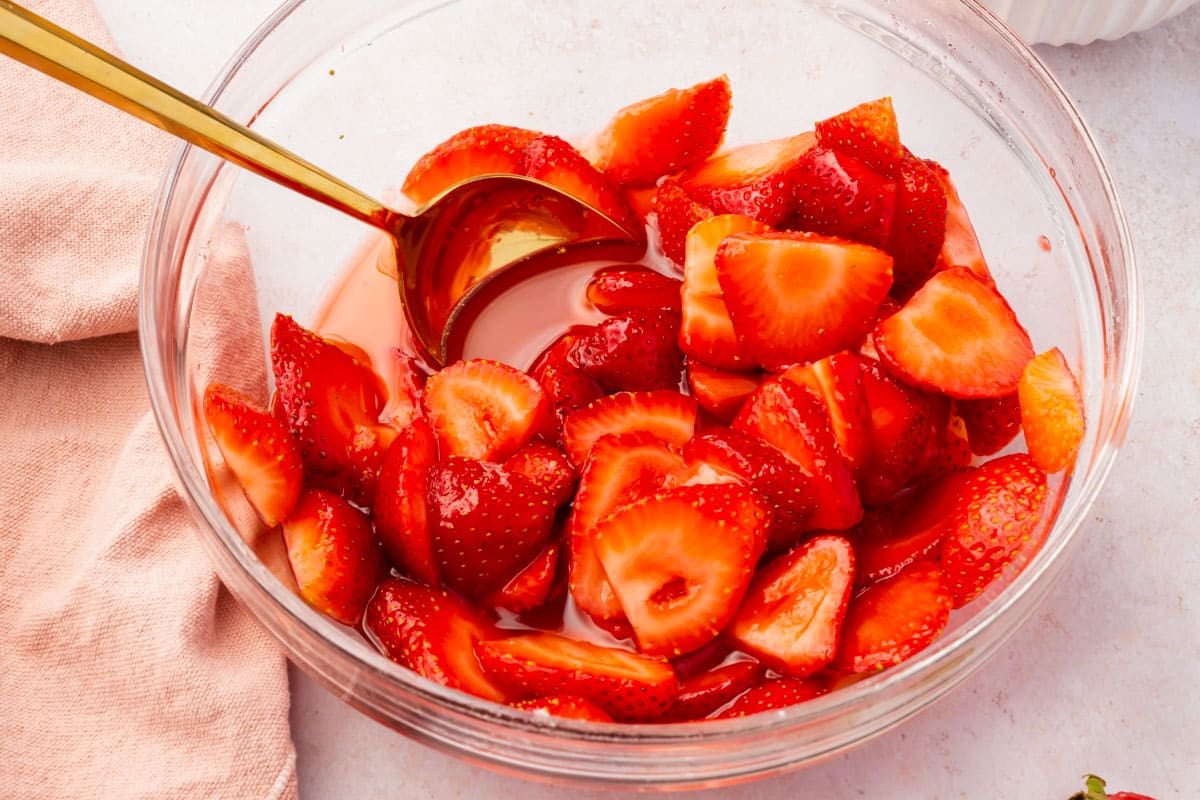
[{"xmin": 980, "ymin": 0, "xmax": 1199, "ymax": 44}]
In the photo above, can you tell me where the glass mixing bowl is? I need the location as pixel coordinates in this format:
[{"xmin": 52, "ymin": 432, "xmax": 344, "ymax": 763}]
[{"xmin": 140, "ymin": 0, "xmax": 1140, "ymax": 788}]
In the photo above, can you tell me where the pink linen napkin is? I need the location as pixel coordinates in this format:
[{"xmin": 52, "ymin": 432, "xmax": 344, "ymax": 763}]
[{"xmin": 0, "ymin": 2, "xmax": 297, "ymax": 798}]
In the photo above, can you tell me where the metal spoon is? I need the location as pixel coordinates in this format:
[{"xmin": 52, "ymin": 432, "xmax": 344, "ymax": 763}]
[{"xmin": 0, "ymin": 1, "xmax": 639, "ymax": 365}]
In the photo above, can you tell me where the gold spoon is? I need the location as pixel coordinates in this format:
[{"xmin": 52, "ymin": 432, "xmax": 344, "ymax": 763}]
[{"xmin": 0, "ymin": 1, "xmax": 639, "ymax": 365}]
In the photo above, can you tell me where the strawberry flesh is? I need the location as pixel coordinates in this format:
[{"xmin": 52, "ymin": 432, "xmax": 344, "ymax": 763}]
[
  {"xmin": 484, "ymin": 543, "xmax": 560, "ymax": 614},
  {"xmin": 788, "ymin": 146, "xmax": 897, "ymax": 248},
  {"xmin": 1018, "ymin": 347, "xmax": 1085, "ymax": 474},
  {"xmin": 713, "ymin": 676, "xmax": 829, "ymax": 719},
  {"xmin": 781, "ymin": 352, "xmax": 872, "ymax": 471},
  {"xmin": 401, "ymin": 123, "xmax": 541, "ymax": 206},
  {"xmin": 685, "ymin": 361, "xmax": 762, "ymax": 423}
]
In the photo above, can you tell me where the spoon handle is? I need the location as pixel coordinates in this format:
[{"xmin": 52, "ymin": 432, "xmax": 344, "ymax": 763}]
[{"xmin": 0, "ymin": 1, "xmax": 398, "ymax": 230}]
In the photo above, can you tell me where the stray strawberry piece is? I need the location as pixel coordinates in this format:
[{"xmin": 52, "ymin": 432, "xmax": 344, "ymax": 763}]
[
  {"xmin": 476, "ymin": 632, "xmax": 678, "ymax": 721},
  {"xmin": 781, "ymin": 352, "xmax": 872, "ymax": 470},
  {"xmin": 484, "ymin": 543, "xmax": 560, "ymax": 614},
  {"xmin": 832, "ymin": 561, "xmax": 953, "ymax": 673},
  {"xmin": 665, "ymin": 660, "xmax": 763, "ymax": 721},
  {"xmin": 365, "ymin": 578, "xmax": 510, "ymax": 703},
  {"xmin": 686, "ymin": 360, "xmax": 761, "ymax": 423},
  {"xmin": 1018, "ymin": 348, "xmax": 1085, "ymax": 474},
  {"xmin": 814, "ymin": 96, "xmax": 903, "ymax": 177},
  {"xmin": 712, "ymin": 676, "xmax": 828, "ymax": 719},
  {"xmin": 588, "ymin": 75, "xmax": 732, "ymax": 187},
  {"xmin": 729, "ymin": 535, "xmax": 855, "ymax": 678},
  {"xmin": 504, "ymin": 441, "xmax": 577, "ymax": 507},
  {"xmin": 851, "ymin": 472, "xmax": 967, "ymax": 586},
  {"xmin": 679, "ymin": 132, "xmax": 817, "ymax": 225},
  {"xmin": 885, "ymin": 157, "xmax": 948, "ymax": 298},
  {"xmin": 874, "ymin": 266, "xmax": 1035, "ymax": 399},
  {"xmin": 402, "ymin": 124, "xmax": 541, "ymax": 206},
  {"xmin": 715, "ymin": 231, "xmax": 894, "ymax": 370},
  {"xmin": 203, "ymin": 383, "xmax": 303, "ymax": 528},
  {"xmin": 655, "ymin": 177, "xmax": 713, "ymax": 265},
  {"xmin": 569, "ymin": 309, "xmax": 684, "ymax": 392},
  {"xmin": 593, "ymin": 484, "xmax": 769, "ymax": 657},
  {"xmin": 941, "ymin": 453, "xmax": 1049, "ymax": 607},
  {"xmin": 422, "ymin": 358, "xmax": 552, "ymax": 462},
  {"xmin": 1071, "ymin": 775, "xmax": 1158, "ymax": 800},
  {"xmin": 510, "ymin": 695, "xmax": 614, "ymax": 723},
  {"xmin": 788, "ymin": 147, "xmax": 898, "ymax": 248},
  {"xmin": 428, "ymin": 456, "xmax": 557, "ymax": 597},
  {"xmin": 522, "ymin": 134, "xmax": 640, "ymax": 236},
  {"xmin": 561, "ymin": 390, "xmax": 697, "ymax": 468},
  {"xmin": 957, "ymin": 393, "xmax": 1023, "ymax": 456},
  {"xmin": 926, "ymin": 160, "xmax": 994, "ymax": 286},
  {"xmin": 281, "ymin": 489, "xmax": 386, "ymax": 626},
  {"xmin": 373, "ymin": 418, "xmax": 440, "ymax": 586},
  {"xmin": 585, "ymin": 269, "xmax": 682, "ymax": 315}
]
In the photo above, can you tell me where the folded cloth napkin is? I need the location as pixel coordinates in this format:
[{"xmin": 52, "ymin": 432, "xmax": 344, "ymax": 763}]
[{"xmin": 0, "ymin": 2, "xmax": 297, "ymax": 798}]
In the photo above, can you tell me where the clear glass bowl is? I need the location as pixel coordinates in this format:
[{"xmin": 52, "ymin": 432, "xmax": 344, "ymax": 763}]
[{"xmin": 140, "ymin": 0, "xmax": 1140, "ymax": 788}]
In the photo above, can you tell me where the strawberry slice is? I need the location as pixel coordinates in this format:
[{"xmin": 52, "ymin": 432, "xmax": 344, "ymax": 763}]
[
  {"xmin": 715, "ymin": 231, "xmax": 894, "ymax": 370},
  {"xmin": 530, "ymin": 332, "xmax": 606, "ymax": 420},
  {"xmin": 202, "ymin": 382, "xmax": 303, "ymax": 527},
  {"xmin": 476, "ymin": 632, "xmax": 678, "ymax": 721},
  {"xmin": 814, "ymin": 96, "xmax": 903, "ymax": 177},
  {"xmin": 664, "ymin": 660, "xmax": 763, "ymax": 721},
  {"xmin": 281, "ymin": 488, "xmax": 387, "ymax": 625},
  {"xmin": 712, "ymin": 676, "xmax": 829, "ymax": 719},
  {"xmin": 1018, "ymin": 348, "xmax": 1085, "ymax": 474},
  {"xmin": 956, "ymin": 393, "xmax": 1023, "ymax": 457},
  {"xmin": 679, "ymin": 132, "xmax": 817, "ymax": 225},
  {"xmin": 885, "ymin": 156, "xmax": 948, "ymax": 298},
  {"xmin": 625, "ymin": 184, "xmax": 659, "ymax": 223},
  {"xmin": 504, "ymin": 440, "xmax": 577, "ymax": 508},
  {"xmin": 917, "ymin": 412, "xmax": 974, "ymax": 483},
  {"xmin": 402, "ymin": 124, "xmax": 541, "ymax": 206},
  {"xmin": 365, "ymin": 577, "xmax": 510, "ymax": 703},
  {"xmin": 685, "ymin": 360, "xmax": 761, "ymax": 423},
  {"xmin": 654, "ymin": 177, "xmax": 713, "ymax": 265},
  {"xmin": 873, "ymin": 266, "xmax": 1035, "ymax": 399},
  {"xmin": 427, "ymin": 456, "xmax": 557, "ymax": 597},
  {"xmin": 373, "ymin": 418, "xmax": 440, "ymax": 586},
  {"xmin": 568, "ymin": 309, "xmax": 684, "ymax": 392},
  {"xmin": 788, "ymin": 146, "xmax": 898, "ymax": 249},
  {"xmin": 781, "ymin": 352, "xmax": 872, "ymax": 470},
  {"xmin": 832, "ymin": 561, "xmax": 953, "ymax": 673},
  {"xmin": 728, "ymin": 535, "xmax": 856, "ymax": 678},
  {"xmin": 510, "ymin": 695, "xmax": 614, "ymax": 723},
  {"xmin": 422, "ymin": 358, "xmax": 552, "ymax": 462},
  {"xmin": 926, "ymin": 160, "xmax": 994, "ymax": 287},
  {"xmin": 587, "ymin": 75, "xmax": 732, "ymax": 187},
  {"xmin": 585, "ymin": 269, "xmax": 682, "ymax": 315},
  {"xmin": 521, "ymin": 134, "xmax": 640, "ymax": 235},
  {"xmin": 484, "ymin": 543, "xmax": 560, "ymax": 614},
  {"xmin": 733, "ymin": 378, "xmax": 863, "ymax": 531},
  {"xmin": 941, "ymin": 453, "xmax": 1049, "ymax": 607},
  {"xmin": 592, "ymin": 484, "xmax": 769, "ymax": 657},
  {"xmin": 561, "ymin": 390, "xmax": 697, "ymax": 468}
]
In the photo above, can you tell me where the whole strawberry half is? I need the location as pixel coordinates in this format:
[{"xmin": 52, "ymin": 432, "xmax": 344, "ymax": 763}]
[
  {"xmin": 561, "ymin": 389, "xmax": 697, "ymax": 468},
  {"xmin": 664, "ymin": 660, "xmax": 763, "ymax": 722},
  {"xmin": 654, "ymin": 177, "xmax": 713, "ymax": 266},
  {"xmin": 814, "ymin": 96, "xmax": 904, "ymax": 177},
  {"xmin": 569, "ymin": 309, "xmax": 684, "ymax": 393}
]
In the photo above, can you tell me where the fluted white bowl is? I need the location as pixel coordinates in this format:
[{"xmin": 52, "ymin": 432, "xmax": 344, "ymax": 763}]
[{"xmin": 980, "ymin": 0, "xmax": 1199, "ymax": 44}]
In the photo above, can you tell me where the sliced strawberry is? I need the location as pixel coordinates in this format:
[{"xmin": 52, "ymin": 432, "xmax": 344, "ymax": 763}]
[
  {"xmin": 510, "ymin": 695, "xmax": 614, "ymax": 723},
  {"xmin": 874, "ymin": 266, "xmax": 1035, "ymax": 399},
  {"xmin": 917, "ymin": 412, "xmax": 974, "ymax": 483},
  {"xmin": 664, "ymin": 660, "xmax": 763, "ymax": 721},
  {"xmin": 422, "ymin": 358, "xmax": 552, "ymax": 462},
  {"xmin": 202, "ymin": 382, "xmax": 303, "ymax": 527},
  {"xmin": 521, "ymin": 134, "xmax": 640, "ymax": 235},
  {"xmin": 561, "ymin": 390, "xmax": 697, "ymax": 468},
  {"xmin": 926, "ymin": 160, "xmax": 994, "ymax": 286},
  {"xmin": 788, "ymin": 147, "xmax": 897, "ymax": 249},
  {"xmin": 733, "ymin": 379, "xmax": 863, "ymax": 531},
  {"xmin": 568, "ymin": 309, "xmax": 684, "ymax": 392},
  {"xmin": 585, "ymin": 269, "xmax": 682, "ymax": 315},
  {"xmin": 956, "ymin": 393, "xmax": 1023, "ymax": 456},
  {"xmin": 365, "ymin": 577, "xmax": 510, "ymax": 703},
  {"xmin": 686, "ymin": 360, "xmax": 762, "ymax": 423},
  {"xmin": 593, "ymin": 484, "xmax": 769, "ymax": 657},
  {"xmin": 715, "ymin": 231, "xmax": 893, "ymax": 370},
  {"xmin": 832, "ymin": 561, "xmax": 953, "ymax": 673},
  {"xmin": 373, "ymin": 418, "xmax": 440, "ymax": 586},
  {"xmin": 402, "ymin": 124, "xmax": 541, "ymax": 206},
  {"xmin": 476, "ymin": 632, "xmax": 678, "ymax": 721},
  {"xmin": 728, "ymin": 534, "xmax": 855, "ymax": 678},
  {"xmin": 504, "ymin": 441, "xmax": 577, "ymax": 508},
  {"xmin": 427, "ymin": 456, "xmax": 557, "ymax": 597},
  {"xmin": 679, "ymin": 132, "xmax": 817, "ymax": 225},
  {"xmin": 1018, "ymin": 348, "xmax": 1086, "ymax": 474},
  {"xmin": 587, "ymin": 75, "xmax": 732, "ymax": 187},
  {"xmin": 484, "ymin": 543, "xmax": 560, "ymax": 614},
  {"xmin": 281, "ymin": 488, "xmax": 387, "ymax": 626},
  {"xmin": 781, "ymin": 352, "xmax": 872, "ymax": 470},
  {"xmin": 625, "ymin": 184, "xmax": 659, "ymax": 223},
  {"xmin": 885, "ymin": 156, "xmax": 948, "ymax": 298},
  {"xmin": 814, "ymin": 96, "xmax": 903, "ymax": 177},
  {"xmin": 530, "ymin": 332, "xmax": 605, "ymax": 419},
  {"xmin": 655, "ymin": 177, "xmax": 713, "ymax": 265},
  {"xmin": 712, "ymin": 676, "xmax": 829, "ymax": 719},
  {"xmin": 941, "ymin": 453, "xmax": 1049, "ymax": 607}
]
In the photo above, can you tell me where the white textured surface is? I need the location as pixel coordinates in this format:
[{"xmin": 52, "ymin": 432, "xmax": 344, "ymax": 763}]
[
  {"xmin": 980, "ymin": 0, "xmax": 1200, "ymax": 45},
  {"xmin": 90, "ymin": 1, "xmax": 1200, "ymax": 797}
]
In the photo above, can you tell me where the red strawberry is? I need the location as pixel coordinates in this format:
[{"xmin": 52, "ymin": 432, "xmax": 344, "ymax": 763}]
[
  {"xmin": 379, "ymin": 351, "xmax": 426, "ymax": 430},
  {"xmin": 585, "ymin": 269, "xmax": 682, "ymax": 315},
  {"xmin": 941, "ymin": 453, "xmax": 1049, "ymax": 607},
  {"xmin": 715, "ymin": 231, "xmax": 894, "ymax": 370},
  {"xmin": 568, "ymin": 309, "xmax": 684, "ymax": 392},
  {"xmin": 781, "ymin": 352, "xmax": 872, "ymax": 470},
  {"xmin": 679, "ymin": 132, "xmax": 818, "ymax": 225},
  {"xmin": 1018, "ymin": 347, "xmax": 1086, "ymax": 474},
  {"xmin": 814, "ymin": 96, "xmax": 903, "ymax": 177},
  {"xmin": 916, "ymin": 413, "xmax": 974, "ymax": 483},
  {"xmin": 728, "ymin": 535, "xmax": 856, "ymax": 678},
  {"xmin": 504, "ymin": 441, "xmax": 577, "ymax": 507},
  {"xmin": 521, "ymin": 134, "xmax": 640, "ymax": 236},
  {"xmin": 509, "ymin": 695, "xmax": 614, "ymax": 723},
  {"xmin": 373, "ymin": 418, "xmax": 440, "ymax": 586},
  {"xmin": 422, "ymin": 358, "xmax": 552, "ymax": 462},
  {"xmin": 281, "ymin": 488, "xmax": 387, "ymax": 626},
  {"xmin": 956, "ymin": 393, "xmax": 1023, "ymax": 456},
  {"xmin": 592, "ymin": 484, "xmax": 769, "ymax": 657},
  {"xmin": 788, "ymin": 146, "xmax": 898, "ymax": 248},
  {"xmin": 1071, "ymin": 775, "xmax": 1158, "ymax": 800},
  {"xmin": 530, "ymin": 332, "xmax": 606, "ymax": 419},
  {"xmin": 586, "ymin": 75, "xmax": 732, "ymax": 187},
  {"xmin": 364, "ymin": 577, "xmax": 510, "ymax": 702},
  {"xmin": 925, "ymin": 160, "xmax": 994, "ymax": 286},
  {"xmin": 685, "ymin": 360, "xmax": 762, "ymax": 423},
  {"xmin": 625, "ymin": 184, "xmax": 659, "ymax": 223},
  {"xmin": 561, "ymin": 390, "xmax": 697, "ymax": 468},
  {"xmin": 665, "ymin": 660, "xmax": 763, "ymax": 721},
  {"xmin": 484, "ymin": 543, "xmax": 560, "ymax": 614},
  {"xmin": 202, "ymin": 382, "xmax": 303, "ymax": 527},
  {"xmin": 733, "ymin": 379, "xmax": 863, "ymax": 531},
  {"xmin": 712, "ymin": 676, "xmax": 829, "ymax": 719},
  {"xmin": 654, "ymin": 177, "xmax": 713, "ymax": 265},
  {"xmin": 402, "ymin": 124, "xmax": 541, "ymax": 206},
  {"xmin": 832, "ymin": 561, "xmax": 953, "ymax": 673},
  {"xmin": 885, "ymin": 156, "xmax": 948, "ymax": 298},
  {"xmin": 873, "ymin": 266, "xmax": 1035, "ymax": 399},
  {"xmin": 427, "ymin": 456, "xmax": 558, "ymax": 597},
  {"xmin": 476, "ymin": 632, "xmax": 678, "ymax": 721}
]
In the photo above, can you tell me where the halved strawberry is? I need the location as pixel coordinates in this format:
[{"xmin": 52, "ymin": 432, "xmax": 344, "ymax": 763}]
[
  {"xmin": 522, "ymin": 134, "xmax": 640, "ymax": 236},
  {"xmin": 561, "ymin": 390, "xmax": 697, "ymax": 468},
  {"xmin": 712, "ymin": 676, "xmax": 829, "ymax": 719},
  {"xmin": 402, "ymin": 124, "xmax": 541, "ymax": 206},
  {"xmin": 885, "ymin": 156, "xmax": 948, "ymax": 298},
  {"xmin": 530, "ymin": 332, "xmax": 606, "ymax": 420},
  {"xmin": 427, "ymin": 456, "xmax": 557, "ymax": 597},
  {"xmin": 916, "ymin": 412, "xmax": 974, "ymax": 483},
  {"xmin": 203, "ymin": 382, "xmax": 303, "ymax": 527},
  {"xmin": 781, "ymin": 352, "xmax": 872, "ymax": 470},
  {"xmin": 281, "ymin": 488, "xmax": 387, "ymax": 626},
  {"xmin": 625, "ymin": 184, "xmax": 659, "ymax": 223},
  {"xmin": 484, "ymin": 543, "xmax": 560, "ymax": 614},
  {"xmin": 476, "ymin": 632, "xmax": 678, "ymax": 721},
  {"xmin": 728, "ymin": 534, "xmax": 856, "ymax": 678},
  {"xmin": 715, "ymin": 231, "xmax": 894, "ymax": 370},
  {"xmin": 593, "ymin": 484, "xmax": 769, "ymax": 657},
  {"xmin": 814, "ymin": 96, "xmax": 903, "ymax": 177},
  {"xmin": 1018, "ymin": 348, "xmax": 1085, "ymax": 474},
  {"xmin": 586, "ymin": 75, "xmax": 732, "ymax": 187},
  {"xmin": 654, "ymin": 177, "xmax": 713, "ymax": 265},
  {"xmin": 874, "ymin": 266, "xmax": 1035, "ymax": 399},
  {"xmin": 504, "ymin": 441, "xmax": 577, "ymax": 508},
  {"xmin": 788, "ymin": 147, "xmax": 897, "ymax": 249},
  {"xmin": 510, "ymin": 695, "xmax": 614, "ymax": 723},
  {"xmin": 568, "ymin": 309, "xmax": 684, "ymax": 392},
  {"xmin": 686, "ymin": 360, "xmax": 762, "ymax": 423},
  {"xmin": 832, "ymin": 561, "xmax": 953, "ymax": 673},
  {"xmin": 365, "ymin": 577, "xmax": 510, "ymax": 703},
  {"xmin": 926, "ymin": 160, "xmax": 994, "ymax": 286},
  {"xmin": 941, "ymin": 453, "xmax": 1049, "ymax": 607},
  {"xmin": 373, "ymin": 417, "xmax": 440, "ymax": 587},
  {"xmin": 585, "ymin": 269, "xmax": 682, "ymax": 315},
  {"xmin": 422, "ymin": 358, "xmax": 552, "ymax": 462},
  {"xmin": 678, "ymin": 132, "xmax": 817, "ymax": 225},
  {"xmin": 956, "ymin": 393, "xmax": 1023, "ymax": 456},
  {"xmin": 664, "ymin": 660, "xmax": 763, "ymax": 722}
]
